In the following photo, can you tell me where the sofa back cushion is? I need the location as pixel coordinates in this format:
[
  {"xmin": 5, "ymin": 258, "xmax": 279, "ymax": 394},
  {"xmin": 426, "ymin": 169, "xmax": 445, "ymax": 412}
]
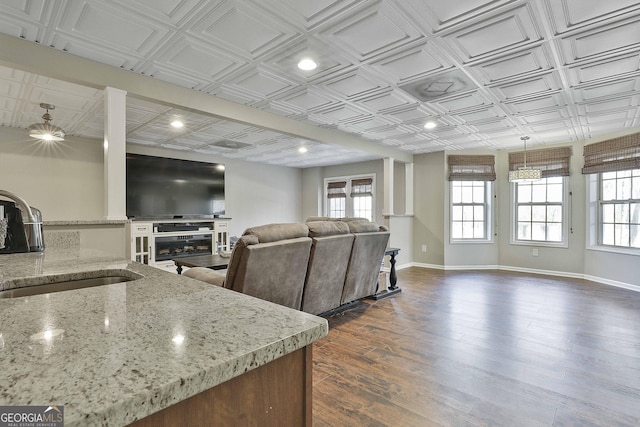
[
  {"xmin": 228, "ymin": 237, "xmax": 312, "ymax": 309},
  {"xmin": 243, "ymin": 223, "xmax": 309, "ymax": 243},
  {"xmin": 306, "ymin": 220, "xmax": 349, "ymax": 237},
  {"xmin": 341, "ymin": 230, "xmax": 390, "ymax": 304}
]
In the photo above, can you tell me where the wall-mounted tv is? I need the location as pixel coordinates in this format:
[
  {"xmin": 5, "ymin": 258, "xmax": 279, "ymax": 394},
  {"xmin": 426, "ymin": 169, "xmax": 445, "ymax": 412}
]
[{"xmin": 126, "ymin": 153, "xmax": 225, "ymax": 219}]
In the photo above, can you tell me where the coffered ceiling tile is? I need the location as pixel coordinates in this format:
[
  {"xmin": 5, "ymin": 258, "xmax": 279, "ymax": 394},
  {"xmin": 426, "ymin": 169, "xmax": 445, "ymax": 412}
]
[
  {"xmin": 566, "ymin": 53, "xmax": 640, "ymax": 86},
  {"xmin": 210, "ymin": 85, "xmax": 261, "ymax": 106},
  {"xmin": 277, "ymin": 89, "xmax": 340, "ymax": 112},
  {"xmin": 467, "ymin": 118, "xmax": 516, "ymax": 133},
  {"xmin": 433, "ymin": 92, "xmax": 493, "ymax": 113},
  {"xmin": 314, "ymin": 104, "xmax": 370, "ymax": 124},
  {"xmin": 543, "ymin": 0, "xmax": 640, "ymax": 34},
  {"xmin": 355, "ymin": 91, "xmax": 417, "ymax": 114},
  {"xmin": 442, "ymin": 4, "xmax": 543, "ymax": 64},
  {"xmin": 255, "ymin": 0, "xmax": 367, "ymax": 31},
  {"xmin": 320, "ymin": 71, "xmax": 390, "ymax": 100},
  {"xmin": 319, "ymin": 2, "xmax": 425, "ymax": 61},
  {"xmin": 227, "ymin": 68, "xmax": 296, "ymax": 100},
  {"xmin": 382, "ymin": 104, "xmax": 433, "ymax": 123},
  {"xmin": 493, "ymin": 72, "xmax": 563, "ymax": 101},
  {"xmin": 516, "ymin": 108, "xmax": 572, "ymax": 124},
  {"xmin": 471, "ymin": 44, "xmax": 554, "ymax": 85},
  {"xmin": 503, "ymin": 93, "xmax": 566, "ymax": 114},
  {"xmin": 522, "ymin": 119, "xmax": 574, "ymax": 133},
  {"xmin": 369, "ymin": 43, "xmax": 451, "ymax": 85},
  {"xmin": 572, "ymin": 77, "xmax": 640, "ymax": 102},
  {"xmin": 188, "ymin": 1, "xmax": 300, "ymax": 59},
  {"xmin": 405, "ymin": 0, "xmax": 517, "ymax": 33},
  {"xmin": 342, "ymin": 116, "xmax": 397, "ymax": 132},
  {"xmin": 453, "ymin": 106, "xmax": 505, "ymax": 124},
  {"xmin": 579, "ymin": 108, "xmax": 638, "ymax": 125},
  {"xmin": 576, "ymin": 95, "xmax": 640, "ymax": 114},
  {"xmin": 557, "ymin": 15, "xmax": 640, "ymax": 65},
  {"xmin": 109, "ymin": 0, "xmax": 207, "ymax": 25},
  {"xmin": 152, "ymin": 36, "xmax": 245, "ymax": 82},
  {"xmin": 56, "ymin": 2, "xmax": 173, "ymax": 58},
  {"xmin": 0, "ymin": 1, "xmax": 48, "ymax": 42}
]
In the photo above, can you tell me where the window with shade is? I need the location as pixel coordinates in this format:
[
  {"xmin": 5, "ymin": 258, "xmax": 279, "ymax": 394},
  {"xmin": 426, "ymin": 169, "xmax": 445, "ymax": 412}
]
[
  {"xmin": 448, "ymin": 155, "xmax": 495, "ymax": 241},
  {"xmin": 510, "ymin": 146, "xmax": 571, "ymax": 246},
  {"xmin": 325, "ymin": 176, "xmax": 374, "ymax": 222},
  {"xmin": 583, "ymin": 133, "xmax": 640, "ymax": 251}
]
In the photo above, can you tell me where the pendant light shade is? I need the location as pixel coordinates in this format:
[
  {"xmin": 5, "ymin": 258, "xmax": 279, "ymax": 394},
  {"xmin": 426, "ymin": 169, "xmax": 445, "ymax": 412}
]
[
  {"xmin": 28, "ymin": 103, "xmax": 65, "ymax": 141},
  {"xmin": 509, "ymin": 136, "xmax": 542, "ymax": 183}
]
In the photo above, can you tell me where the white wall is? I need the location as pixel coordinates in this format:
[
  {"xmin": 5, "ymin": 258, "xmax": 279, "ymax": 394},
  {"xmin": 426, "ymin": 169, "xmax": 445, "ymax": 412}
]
[
  {"xmin": 0, "ymin": 128, "xmax": 303, "ymax": 240},
  {"xmin": 0, "ymin": 127, "xmax": 104, "ymax": 220},
  {"xmin": 125, "ymin": 146, "xmax": 302, "ymax": 238}
]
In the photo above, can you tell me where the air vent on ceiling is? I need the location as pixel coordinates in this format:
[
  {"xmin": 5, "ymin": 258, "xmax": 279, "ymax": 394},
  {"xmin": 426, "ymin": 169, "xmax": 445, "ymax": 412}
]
[
  {"xmin": 399, "ymin": 69, "xmax": 477, "ymax": 102},
  {"xmin": 211, "ymin": 140, "xmax": 252, "ymax": 149}
]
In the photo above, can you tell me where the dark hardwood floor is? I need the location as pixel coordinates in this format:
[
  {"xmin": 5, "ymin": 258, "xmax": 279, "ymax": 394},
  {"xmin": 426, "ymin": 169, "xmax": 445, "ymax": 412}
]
[{"xmin": 312, "ymin": 267, "xmax": 640, "ymax": 426}]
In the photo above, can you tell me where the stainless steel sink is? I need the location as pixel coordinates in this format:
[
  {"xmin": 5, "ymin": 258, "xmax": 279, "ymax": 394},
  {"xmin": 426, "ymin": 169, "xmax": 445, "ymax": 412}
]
[{"xmin": 0, "ymin": 272, "xmax": 141, "ymax": 298}]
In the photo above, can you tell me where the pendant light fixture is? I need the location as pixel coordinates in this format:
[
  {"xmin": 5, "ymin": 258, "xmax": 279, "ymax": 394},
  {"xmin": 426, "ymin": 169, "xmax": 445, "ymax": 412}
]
[
  {"xmin": 509, "ymin": 136, "xmax": 542, "ymax": 183},
  {"xmin": 28, "ymin": 103, "xmax": 66, "ymax": 141}
]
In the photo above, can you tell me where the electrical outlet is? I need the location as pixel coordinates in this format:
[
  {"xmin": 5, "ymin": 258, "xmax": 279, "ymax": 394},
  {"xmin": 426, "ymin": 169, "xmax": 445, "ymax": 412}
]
[
  {"xmin": 532, "ymin": 248, "xmax": 539, "ymax": 257},
  {"xmin": 421, "ymin": 244, "xmax": 427, "ymax": 252}
]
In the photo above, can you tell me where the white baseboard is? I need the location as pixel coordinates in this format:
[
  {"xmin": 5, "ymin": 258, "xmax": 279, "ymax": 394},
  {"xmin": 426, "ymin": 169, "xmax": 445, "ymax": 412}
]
[{"xmin": 403, "ymin": 262, "xmax": 640, "ymax": 293}]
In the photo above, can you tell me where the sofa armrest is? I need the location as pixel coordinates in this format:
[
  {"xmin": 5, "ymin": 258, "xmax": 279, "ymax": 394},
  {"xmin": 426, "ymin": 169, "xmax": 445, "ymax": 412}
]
[{"xmin": 183, "ymin": 267, "xmax": 225, "ymax": 287}]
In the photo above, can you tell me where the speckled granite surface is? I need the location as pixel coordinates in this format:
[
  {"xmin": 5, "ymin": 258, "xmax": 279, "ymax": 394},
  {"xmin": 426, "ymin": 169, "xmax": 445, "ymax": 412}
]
[{"xmin": 0, "ymin": 249, "xmax": 328, "ymax": 427}]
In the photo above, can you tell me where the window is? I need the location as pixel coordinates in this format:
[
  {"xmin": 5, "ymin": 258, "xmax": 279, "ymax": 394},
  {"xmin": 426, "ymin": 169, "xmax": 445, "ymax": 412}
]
[
  {"xmin": 325, "ymin": 175, "xmax": 374, "ymax": 221},
  {"xmin": 451, "ymin": 180, "xmax": 491, "ymax": 240},
  {"xmin": 599, "ymin": 169, "xmax": 640, "ymax": 248},
  {"xmin": 448, "ymin": 155, "xmax": 495, "ymax": 241},
  {"xmin": 583, "ymin": 132, "xmax": 640, "ymax": 253},
  {"xmin": 514, "ymin": 177, "xmax": 565, "ymax": 243}
]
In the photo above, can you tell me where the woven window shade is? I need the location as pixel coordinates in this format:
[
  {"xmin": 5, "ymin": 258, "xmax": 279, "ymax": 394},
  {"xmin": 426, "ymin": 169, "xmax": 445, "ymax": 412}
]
[
  {"xmin": 582, "ymin": 132, "xmax": 640, "ymax": 174},
  {"xmin": 509, "ymin": 146, "xmax": 572, "ymax": 178},
  {"xmin": 351, "ymin": 177, "xmax": 373, "ymax": 197},
  {"xmin": 327, "ymin": 181, "xmax": 346, "ymax": 199},
  {"xmin": 447, "ymin": 155, "xmax": 496, "ymax": 181}
]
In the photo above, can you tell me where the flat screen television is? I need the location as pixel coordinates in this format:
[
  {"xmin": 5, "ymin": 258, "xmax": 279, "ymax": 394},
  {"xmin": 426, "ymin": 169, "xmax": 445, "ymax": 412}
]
[{"xmin": 126, "ymin": 153, "xmax": 225, "ymax": 219}]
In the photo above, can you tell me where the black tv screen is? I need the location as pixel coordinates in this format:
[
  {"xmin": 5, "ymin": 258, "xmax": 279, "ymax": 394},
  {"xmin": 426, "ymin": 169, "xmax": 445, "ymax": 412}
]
[{"xmin": 126, "ymin": 153, "xmax": 225, "ymax": 219}]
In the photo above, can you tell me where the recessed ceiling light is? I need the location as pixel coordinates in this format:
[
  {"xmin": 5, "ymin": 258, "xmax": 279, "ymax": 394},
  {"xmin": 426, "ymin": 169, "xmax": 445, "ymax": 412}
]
[
  {"xmin": 171, "ymin": 120, "xmax": 184, "ymax": 129},
  {"xmin": 424, "ymin": 121, "xmax": 437, "ymax": 130},
  {"xmin": 297, "ymin": 58, "xmax": 317, "ymax": 71},
  {"xmin": 298, "ymin": 147, "xmax": 308, "ymax": 153}
]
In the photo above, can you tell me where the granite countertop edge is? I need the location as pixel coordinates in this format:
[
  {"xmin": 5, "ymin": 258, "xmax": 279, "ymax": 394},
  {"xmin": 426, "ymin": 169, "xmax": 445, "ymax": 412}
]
[{"xmin": 0, "ymin": 249, "xmax": 329, "ymax": 427}]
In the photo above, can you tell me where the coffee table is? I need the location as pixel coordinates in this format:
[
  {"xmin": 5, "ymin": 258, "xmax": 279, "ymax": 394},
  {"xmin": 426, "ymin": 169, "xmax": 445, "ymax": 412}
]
[{"xmin": 174, "ymin": 254, "xmax": 229, "ymax": 275}]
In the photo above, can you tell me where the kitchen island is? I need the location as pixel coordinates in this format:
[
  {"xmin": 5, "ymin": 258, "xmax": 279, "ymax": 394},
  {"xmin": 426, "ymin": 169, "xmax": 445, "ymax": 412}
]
[{"xmin": 0, "ymin": 248, "xmax": 328, "ymax": 426}]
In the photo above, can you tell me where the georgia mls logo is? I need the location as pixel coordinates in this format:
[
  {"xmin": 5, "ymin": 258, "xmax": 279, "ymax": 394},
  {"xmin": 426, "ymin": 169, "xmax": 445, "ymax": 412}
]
[{"xmin": 0, "ymin": 405, "xmax": 64, "ymax": 427}]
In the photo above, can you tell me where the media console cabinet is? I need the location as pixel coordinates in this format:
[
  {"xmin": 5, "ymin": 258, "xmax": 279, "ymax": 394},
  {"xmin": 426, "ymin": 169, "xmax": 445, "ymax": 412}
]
[{"xmin": 126, "ymin": 218, "xmax": 230, "ymax": 273}]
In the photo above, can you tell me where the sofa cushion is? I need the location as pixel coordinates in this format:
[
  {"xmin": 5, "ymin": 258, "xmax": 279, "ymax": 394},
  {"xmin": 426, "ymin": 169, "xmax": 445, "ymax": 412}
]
[
  {"xmin": 346, "ymin": 220, "xmax": 380, "ymax": 233},
  {"xmin": 243, "ymin": 223, "xmax": 309, "ymax": 243},
  {"xmin": 224, "ymin": 234, "xmax": 259, "ymax": 289},
  {"xmin": 307, "ymin": 220, "xmax": 349, "ymax": 237},
  {"xmin": 183, "ymin": 267, "xmax": 225, "ymax": 286}
]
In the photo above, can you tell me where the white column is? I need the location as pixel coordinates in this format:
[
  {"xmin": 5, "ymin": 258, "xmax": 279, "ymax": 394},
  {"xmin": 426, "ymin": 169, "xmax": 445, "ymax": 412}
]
[
  {"xmin": 383, "ymin": 157, "xmax": 394, "ymax": 216},
  {"xmin": 405, "ymin": 162, "xmax": 414, "ymax": 216},
  {"xmin": 104, "ymin": 87, "xmax": 128, "ymax": 220}
]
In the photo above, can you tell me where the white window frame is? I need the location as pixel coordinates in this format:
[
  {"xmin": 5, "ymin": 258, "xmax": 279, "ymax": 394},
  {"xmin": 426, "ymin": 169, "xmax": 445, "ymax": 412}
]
[
  {"xmin": 449, "ymin": 180, "xmax": 494, "ymax": 243},
  {"xmin": 510, "ymin": 176, "xmax": 569, "ymax": 248},
  {"xmin": 324, "ymin": 174, "xmax": 376, "ymax": 222},
  {"xmin": 586, "ymin": 170, "xmax": 640, "ymax": 255}
]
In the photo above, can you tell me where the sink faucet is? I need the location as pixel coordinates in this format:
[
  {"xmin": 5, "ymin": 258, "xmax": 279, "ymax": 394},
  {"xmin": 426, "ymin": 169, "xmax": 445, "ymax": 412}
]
[{"xmin": 0, "ymin": 190, "xmax": 44, "ymax": 252}]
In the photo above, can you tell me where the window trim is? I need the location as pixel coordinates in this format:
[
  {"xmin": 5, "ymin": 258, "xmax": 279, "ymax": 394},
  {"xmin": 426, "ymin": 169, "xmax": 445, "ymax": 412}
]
[
  {"xmin": 324, "ymin": 174, "xmax": 376, "ymax": 222},
  {"xmin": 449, "ymin": 180, "xmax": 494, "ymax": 244},
  {"xmin": 510, "ymin": 176, "xmax": 569, "ymax": 248},
  {"xmin": 586, "ymin": 172, "xmax": 640, "ymax": 256}
]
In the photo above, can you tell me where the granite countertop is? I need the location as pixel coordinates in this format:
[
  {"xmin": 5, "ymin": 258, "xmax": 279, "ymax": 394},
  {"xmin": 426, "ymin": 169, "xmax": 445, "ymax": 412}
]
[{"xmin": 0, "ymin": 249, "xmax": 328, "ymax": 427}]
